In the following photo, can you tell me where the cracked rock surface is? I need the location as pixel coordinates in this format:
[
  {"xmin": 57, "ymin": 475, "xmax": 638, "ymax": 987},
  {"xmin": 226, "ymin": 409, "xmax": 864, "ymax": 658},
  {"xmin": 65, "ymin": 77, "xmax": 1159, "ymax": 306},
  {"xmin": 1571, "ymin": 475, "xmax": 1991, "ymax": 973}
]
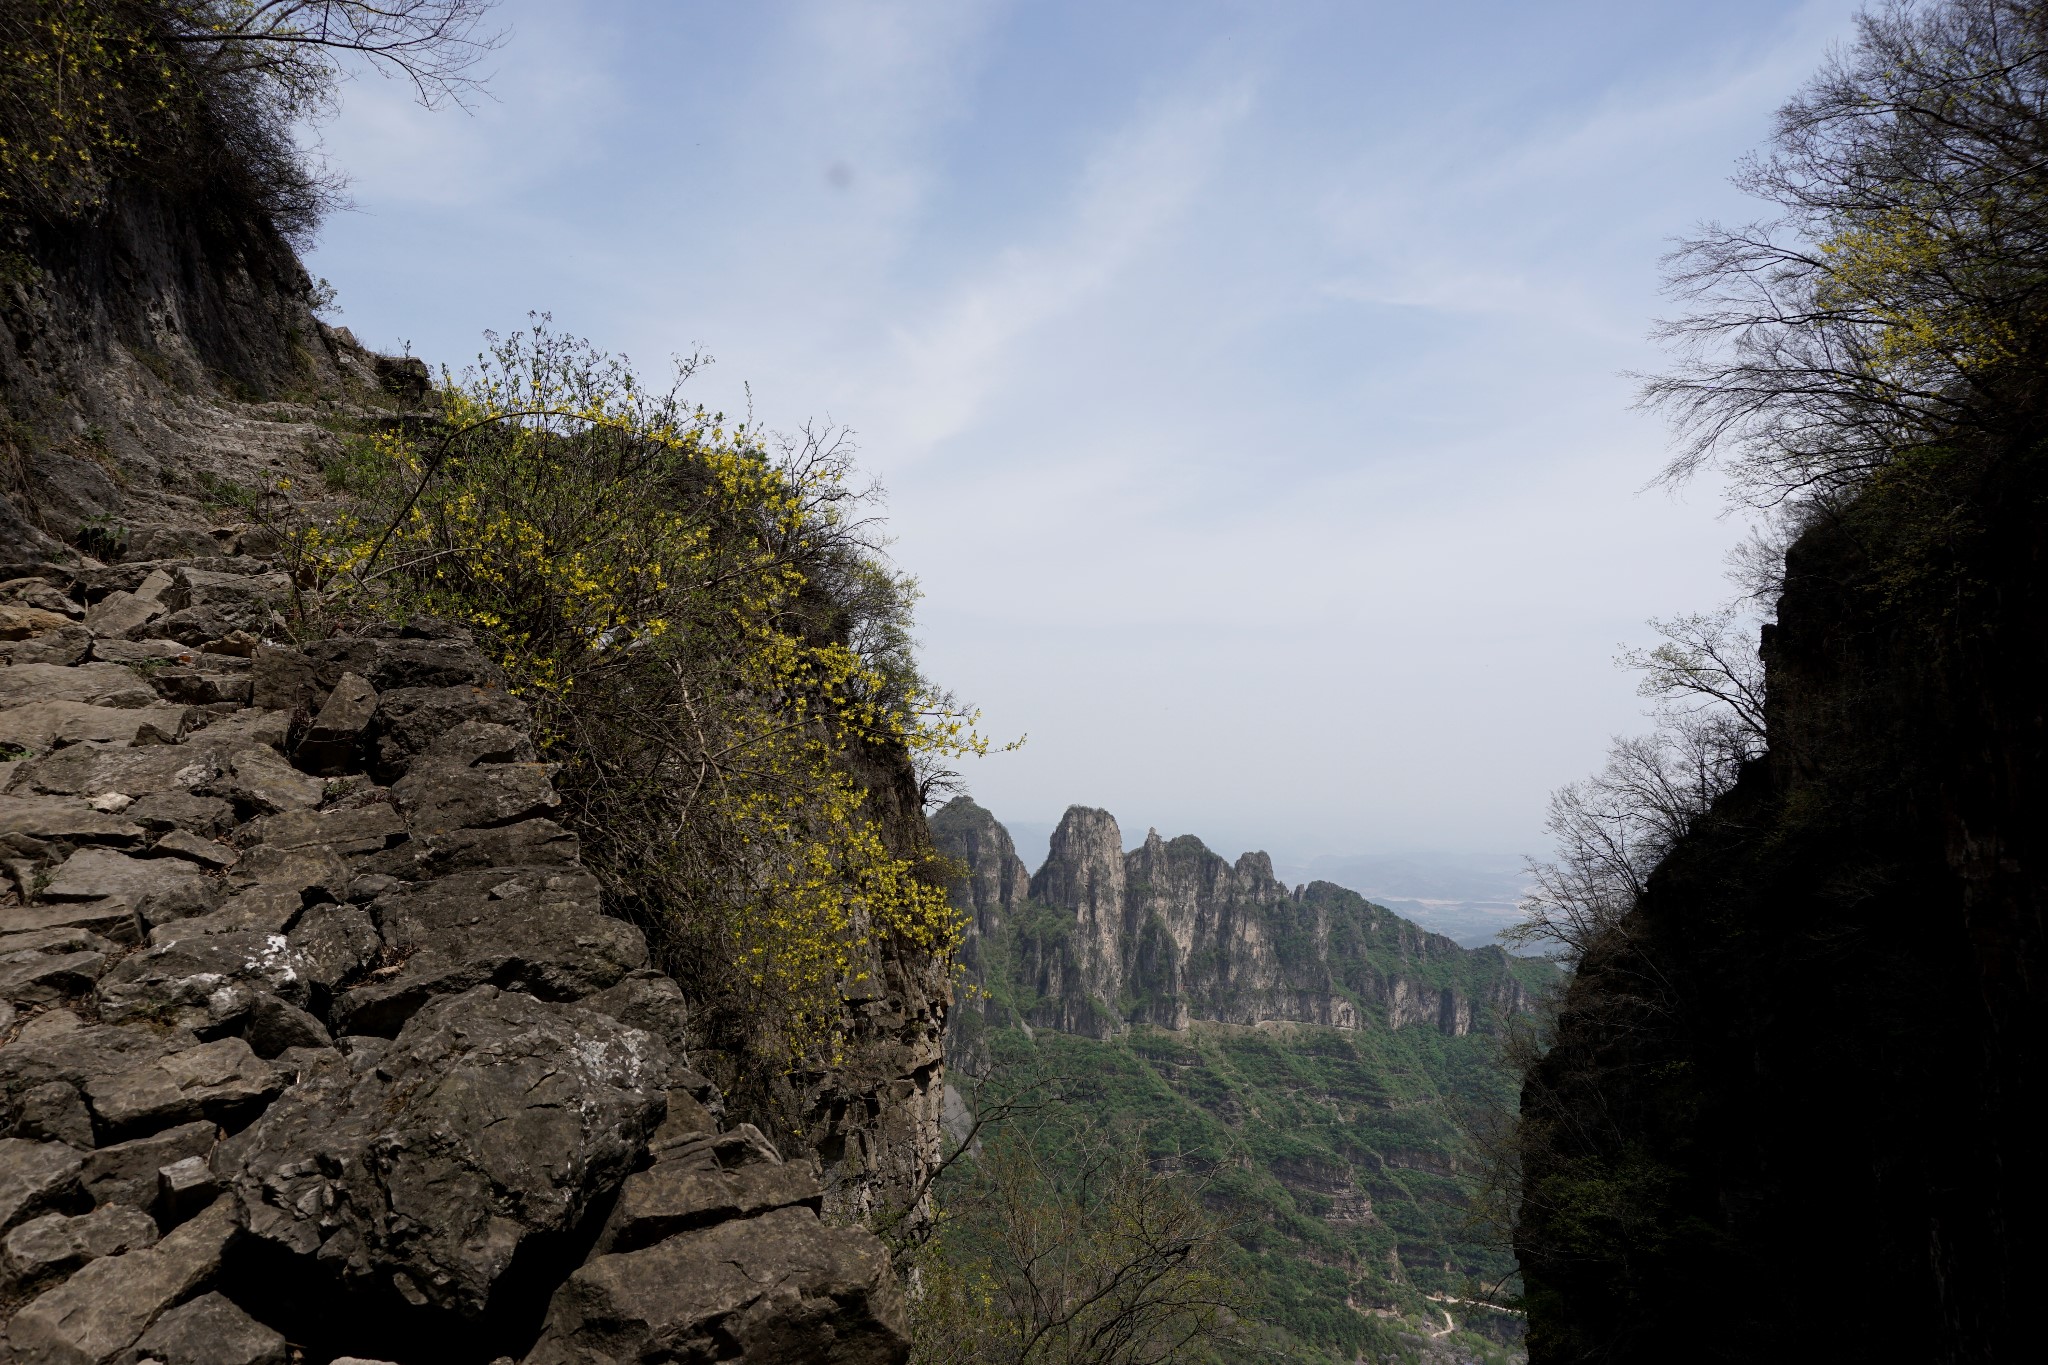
[{"xmin": 1, "ymin": 555, "xmax": 910, "ymax": 1364}]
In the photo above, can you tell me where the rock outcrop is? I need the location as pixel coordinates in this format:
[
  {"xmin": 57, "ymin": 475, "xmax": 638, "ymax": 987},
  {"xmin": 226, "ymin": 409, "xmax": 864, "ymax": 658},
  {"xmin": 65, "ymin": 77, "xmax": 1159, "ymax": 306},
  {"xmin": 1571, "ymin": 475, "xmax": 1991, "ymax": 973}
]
[
  {"xmin": 935, "ymin": 799, "xmax": 1539, "ymax": 1050},
  {"xmin": 0, "ymin": 567, "xmax": 910, "ymax": 1362},
  {"xmin": 1514, "ymin": 441, "xmax": 2048, "ymax": 1362}
]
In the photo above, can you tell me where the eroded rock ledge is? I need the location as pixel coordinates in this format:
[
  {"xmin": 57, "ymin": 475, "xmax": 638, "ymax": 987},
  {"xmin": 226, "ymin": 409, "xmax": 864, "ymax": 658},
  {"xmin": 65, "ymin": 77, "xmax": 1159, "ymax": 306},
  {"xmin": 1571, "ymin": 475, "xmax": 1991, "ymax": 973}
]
[{"xmin": 0, "ymin": 557, "xmax": 908, "ymax": 1365}]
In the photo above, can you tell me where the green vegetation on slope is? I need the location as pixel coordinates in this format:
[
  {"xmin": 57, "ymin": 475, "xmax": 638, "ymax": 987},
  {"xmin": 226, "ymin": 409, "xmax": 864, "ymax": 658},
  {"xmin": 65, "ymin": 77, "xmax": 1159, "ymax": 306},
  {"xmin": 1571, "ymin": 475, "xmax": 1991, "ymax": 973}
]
[{"xmin": 957, "ymin": 1022, "xmax": 1529, "ymax": 1363}]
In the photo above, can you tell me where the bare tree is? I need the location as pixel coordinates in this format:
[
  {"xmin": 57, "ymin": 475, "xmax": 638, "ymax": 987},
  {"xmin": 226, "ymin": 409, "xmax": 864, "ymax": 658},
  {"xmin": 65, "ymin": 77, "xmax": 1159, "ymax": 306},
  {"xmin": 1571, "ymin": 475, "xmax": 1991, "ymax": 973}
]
[
  {"xmin": 1640, "ymin": 0, "xmax": 2048, "ymax": 508},
  {"xmin": 911, "ymin": 1113, "xmax": 1248, "ymax": 1365},
  {"xmin": 163, "ymin": 1, "xmax": 501, "ymax": 108},
  {"xmin": 1506, "ymin": 611, "xmax": 1767, "ymax": 961}
]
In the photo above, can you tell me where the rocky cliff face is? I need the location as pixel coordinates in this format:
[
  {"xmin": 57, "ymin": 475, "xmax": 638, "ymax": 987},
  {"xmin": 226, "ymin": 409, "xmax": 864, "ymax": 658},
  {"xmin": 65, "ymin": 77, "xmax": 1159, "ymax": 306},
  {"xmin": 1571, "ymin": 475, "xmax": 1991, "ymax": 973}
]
[
  {"xmin": 0, "ymin": 180, "xmax": 927, "ymax": 1363},
  {"xmin": 1515, "ymin": 439, "xmax": 2048, "ymax": 1363},
  {"xmin": 935, "ymin": 799, "xmax": 1537, "ymax": 1051}
]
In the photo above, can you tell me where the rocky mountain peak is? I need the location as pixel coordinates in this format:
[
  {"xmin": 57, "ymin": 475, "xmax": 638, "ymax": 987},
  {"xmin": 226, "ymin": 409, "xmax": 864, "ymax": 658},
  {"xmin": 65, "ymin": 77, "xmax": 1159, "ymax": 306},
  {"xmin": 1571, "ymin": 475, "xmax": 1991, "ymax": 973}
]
[{"xmin": 940, "ymin": 798, "xmax": 1546, "ymax": 1048}]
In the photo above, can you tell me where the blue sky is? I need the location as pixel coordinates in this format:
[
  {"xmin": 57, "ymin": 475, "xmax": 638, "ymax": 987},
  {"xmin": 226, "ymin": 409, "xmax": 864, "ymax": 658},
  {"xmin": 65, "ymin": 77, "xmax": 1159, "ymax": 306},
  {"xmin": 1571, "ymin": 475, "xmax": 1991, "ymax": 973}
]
[{"xmin": 305, "ymin": 0, "xmax": 1863, "ymax": 862}]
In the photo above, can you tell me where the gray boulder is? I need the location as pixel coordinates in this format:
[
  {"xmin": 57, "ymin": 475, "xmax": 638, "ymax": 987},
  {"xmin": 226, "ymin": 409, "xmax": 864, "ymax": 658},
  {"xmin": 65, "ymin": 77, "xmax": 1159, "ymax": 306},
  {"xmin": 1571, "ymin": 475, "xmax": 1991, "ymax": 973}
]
[
  {"xmin": 331, "ymin": 869, "xmax": 644, "ymax": 1036},
  {"xmin": 94, "ymin": 930, "xmax": 329, "ymax": 1039},
  {"xmin": 523, "ymin": 1206, "xmax": 908, "ymax": 1365},
  {"xmin": 0, "ymin": 1138, "xmax": 84, "ymax": 1234},
  {"xmin": 1, "ymin": 1204, "xmax": 158, "ymax": 1292},
  {"xmin": 123, "ymin": 1290, "xmax": 286, "ymax": 1365},
  {"xmin": 82, "ymin": 1037, "xmax": 282, "ymax": 1139},
  {"xmin": 79, "ymin": 1122, "xmax": 218, "ymax": 1211},
  {"xmin": 220, "ymin": 986, "xmax": 670, "ymax": 1318},
  {"xmin": 0, "ymin": 1195, "xmax": 239, "ymax": 1364},
  {"xmin": 392, "ymin": 759, "xmax": 561, "ymax": 834},
  {"xmin": 39, "ymin": 848, "xmax": 220, "ymax": 924}
]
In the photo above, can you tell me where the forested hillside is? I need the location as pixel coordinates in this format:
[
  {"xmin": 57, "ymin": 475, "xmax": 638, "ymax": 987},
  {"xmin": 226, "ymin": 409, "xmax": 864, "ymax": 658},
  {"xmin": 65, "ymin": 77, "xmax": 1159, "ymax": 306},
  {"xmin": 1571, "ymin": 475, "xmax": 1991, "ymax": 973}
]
[{"xmin": 928, "ymin": 799, "xmax": 1553, "ymax": 1364}]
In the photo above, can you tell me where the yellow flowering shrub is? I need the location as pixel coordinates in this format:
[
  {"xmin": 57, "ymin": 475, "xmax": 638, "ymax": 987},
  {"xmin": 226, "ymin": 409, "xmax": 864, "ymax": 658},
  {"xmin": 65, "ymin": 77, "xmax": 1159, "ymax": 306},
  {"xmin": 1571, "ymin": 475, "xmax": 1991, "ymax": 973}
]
[{"xmin": 293, "ymin": 320, "xmax": 1006, "ymax": 1089}]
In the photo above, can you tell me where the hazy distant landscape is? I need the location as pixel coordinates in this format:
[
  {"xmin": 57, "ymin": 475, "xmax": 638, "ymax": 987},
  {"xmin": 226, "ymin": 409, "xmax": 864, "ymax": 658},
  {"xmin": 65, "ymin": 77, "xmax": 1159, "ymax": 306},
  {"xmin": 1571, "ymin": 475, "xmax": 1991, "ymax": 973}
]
[{"xmin": 1004, "ymin": 822, "xmax": 1535, "ymax": 952}]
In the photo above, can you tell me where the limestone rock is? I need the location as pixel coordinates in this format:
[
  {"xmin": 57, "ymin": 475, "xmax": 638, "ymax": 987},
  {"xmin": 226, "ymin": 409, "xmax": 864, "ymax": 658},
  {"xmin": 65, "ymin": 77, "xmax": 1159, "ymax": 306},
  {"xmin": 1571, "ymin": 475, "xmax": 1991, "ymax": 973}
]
[
  {"xmin": 0, "ymin": 1015, "xmax": 200, "ymax": 1131},
  {"xmin": 1, "ymin": 1204, "xmax": 158, "ymax": 1292},
  {"xmin": 0, "ymin": 605, "xmax": 75, "ymax": 641},
  {"xmin": 150, "ymin": 829, "xmax": 236, "ymax": 869},
  {"xmin": 79, "ymin": 1123, "xmax": 217, "ymax": 1211},
  {"xmin": 0, "ymin": 946, "xmax": 105, "ymax": 1004},
  {"xmin": 296, "ymin": 671, "xmax": 376, "ymax": 774},
  {"xmin": 0, "ymin": 795, "xmax": 146, "ymax": 848},
  {"xmin": 0, "ymin": 1138, "xmax": 84, "ymax": 1234},
  {"xmin": 82, "ymin": 590, "xmax": 168, "ymax": 640},
  {"xmin": 248, "ymin": 646, "xmax": 320, "ymax": 714},
  {"xmin": 7, "ymin": 1080, "xmax": 94, "ymax": 1148},
  {"xmin": 3, "ymin": 741, "xmax": 223, "ymax": 801},
  {"xmin": 0, "ymin": 901, "xmax": 141, "ymax": 943},
  {"xmin": 282, "ymin": 902, "xmax": 381, "ymax": 996},
  {"xmin": 40, "ymin": 847, "xmax": 219, "ymax": 924},
  {"xmin": 0, "ymin": 701, "xmax": 192, "ymax": 757},
  {"xmin": 391, "ymin": 759, "xmax": 560, "ymax": 834},
  {"xmin": 523, "ymin": 1206, "xmax": 908, "ymax": 1365},
  {"xmin": 0, "ymin": 1195, "xmax": 239, "ymax": 1364},
  {"xmin": 199, "ymin": 746, "xmax": 322, "ymax": 817},
  {"xmin": 332, "ymin": 869, "xmax": 644, "ymax": 1036},
  {"xmin": 83, "ymin": 1037, "xmax": 282, "ymax": 1138},
  {"xmin": 239, "ymin": 802, "xmax": 405, "ymax": 857},
  {"xmin": 0, "ymin": 664, "xmax": 159, "ymax": 711},
  {"xmin": 368, "ymin": 686, "xmax": 528, "ymax": 777},
  {"xmin": 220, "ymin": 986, "xmax": 669, "ymax": 1318},
  {"xmin": 95, "ymin": 932, "xmax": 324, "ymax": 1033},
  {"xmin": 123, "ymin": 1290, "xmax": 286, "ymax": 1365},
  {"xmin": 124, "ymin": 791, "xmax": 234, "ymax": 837},
  {"xmin": 598, "ymin": 1158, "xmax": 822, "ymax": 1254}
]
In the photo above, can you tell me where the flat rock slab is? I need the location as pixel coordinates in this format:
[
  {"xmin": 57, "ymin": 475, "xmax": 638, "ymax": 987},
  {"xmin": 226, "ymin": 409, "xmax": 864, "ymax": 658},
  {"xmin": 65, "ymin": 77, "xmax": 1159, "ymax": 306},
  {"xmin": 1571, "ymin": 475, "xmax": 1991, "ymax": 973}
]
[
  {"xmin": 83, "ymin": 1037, "xmax": 281, "ymax": 1138},
  {"xmin": 524, "ymin": 1206, "xmax": 908, "ymax": 1365},
  {"xmin": 79, "ymin": 1122, "xmax": 217, "ymax": 1211},
  {"xmin": 1, "ymin": 1204, "xmax": 158, "ymax": 1292},
  {"xmin": 0, "ymin": 701, "xmax": 191, "ymax": 756},
  {"xmin": 240, "ymin": 802, "xmax": 405, "ymax": 856},
  {"xmin": 0, "ymin": 664, "xmax": 158, "ymax": 712},
  {"xmin": 0, "ymin": 794, "xmax": 146, "ymax": 847},
  {"xmin": 0, "ymin": 1196, "xmax": 239, "ymax": 1364},
  {"xmin": 221, "ymin": 985, "xmax": 669, "ymax": 1318},
  {"xmin": 332, "ymin": 869, "xmax": 645, "ymax": 1036},
  {"xmin": 0, "ymin": 1138, "xmax": 84, "ymax": 1235},
  {"xmin": 40, "ymin": 847, "xmax": 219, "ymax": 924},
  {"xmin": 96, "ymin": 931, "xmax": 324, "ymax": 1034},
  {"xmin": 369, "ymin": 686, "xmax": 528, "ymax": 777},
  {"xmin": 392, "ymin": 759, "xmax": 560, "ymax": 834},
  {"xmin": 200, "ymin": 747, "xmax": 323, "ymax": 817},
  {"xmin": 601, "ymin": 1160, "xmax": 823, "ymax": 1253},
  {"xmin": 0, "ymin": 946, "xmax": 106, "ymax": 1005},
  {"xmin": 127, "ymin": 1290, "xmax": 287, "ymax": 1365},
  {"xmin": 1, "ymin": 1014, "xmax": 200, "ymax": 1128},
  {"xmin": 4, "ymin": 741, "xmax": 223, "ymax": 801},
  {"xmin": 151, "ymin": 828, "xmax": 237, "ymax": 869},
  {"xmin": 0, "ymin": 900, "xmax": 142, "ymax": 944}
]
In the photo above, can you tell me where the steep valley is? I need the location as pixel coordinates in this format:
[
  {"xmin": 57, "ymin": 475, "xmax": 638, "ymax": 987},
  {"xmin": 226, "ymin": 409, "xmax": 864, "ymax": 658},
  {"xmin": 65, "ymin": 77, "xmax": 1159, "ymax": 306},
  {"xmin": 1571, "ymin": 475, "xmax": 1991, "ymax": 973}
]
[{"xmin": 933, "ymin": 799, "xmax": 1555, "ymax": 1363}]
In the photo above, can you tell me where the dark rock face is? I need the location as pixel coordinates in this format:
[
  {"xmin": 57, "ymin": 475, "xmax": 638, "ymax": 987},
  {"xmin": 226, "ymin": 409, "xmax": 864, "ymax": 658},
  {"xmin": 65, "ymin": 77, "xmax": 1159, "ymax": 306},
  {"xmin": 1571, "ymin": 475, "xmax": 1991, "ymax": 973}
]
[
  {"xmin": 1, "ymin": 567, "xmax": 912, "ymax": 1363},
  {"xmin": 221, "ymin": 986, "xmax": 668, "ymax": 1318},
  {"xmin": 1516, "ymin": 448, "xmax": 2048, "ymax": 1363},
  {"xmin": 935, "ymin": 798, "xmax": 1534, "ymax": 1046}
]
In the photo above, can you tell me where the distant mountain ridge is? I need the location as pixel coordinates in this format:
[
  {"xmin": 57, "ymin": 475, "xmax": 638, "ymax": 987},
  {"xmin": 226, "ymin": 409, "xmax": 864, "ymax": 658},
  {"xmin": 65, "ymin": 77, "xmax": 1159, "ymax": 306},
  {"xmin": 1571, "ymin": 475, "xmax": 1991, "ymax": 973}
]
[{"xmin": 934, "ymin": 799, "xmax": 1549, "ymax": 1049}]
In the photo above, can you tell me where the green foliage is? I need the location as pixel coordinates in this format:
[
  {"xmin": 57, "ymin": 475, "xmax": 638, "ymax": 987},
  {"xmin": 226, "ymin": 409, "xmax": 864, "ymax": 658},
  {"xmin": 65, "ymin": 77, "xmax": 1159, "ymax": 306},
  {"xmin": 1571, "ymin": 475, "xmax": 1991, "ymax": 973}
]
[
  {"xmin": 290, "ymin": 320, "xmax": 1006, "ymax": 1119},
  {"xmin": 935, "ymin": 1023, "xmax": 1531, "ymax": 1364},
  {"xmin": 912, "ymin": 1101, "xmax": 1247, "ymax": 1365},
  {"xmin": 0, "ymin": 2, "xmax": 495, "ymax": 239}
]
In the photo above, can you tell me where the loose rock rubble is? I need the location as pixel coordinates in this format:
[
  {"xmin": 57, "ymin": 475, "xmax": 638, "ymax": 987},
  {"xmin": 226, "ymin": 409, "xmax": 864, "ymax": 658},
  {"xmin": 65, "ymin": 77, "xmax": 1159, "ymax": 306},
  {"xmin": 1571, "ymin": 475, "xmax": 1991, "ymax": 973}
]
[{"xmin": 0, "ymin": 553, "xmax": 909, "ymax": 1363}]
